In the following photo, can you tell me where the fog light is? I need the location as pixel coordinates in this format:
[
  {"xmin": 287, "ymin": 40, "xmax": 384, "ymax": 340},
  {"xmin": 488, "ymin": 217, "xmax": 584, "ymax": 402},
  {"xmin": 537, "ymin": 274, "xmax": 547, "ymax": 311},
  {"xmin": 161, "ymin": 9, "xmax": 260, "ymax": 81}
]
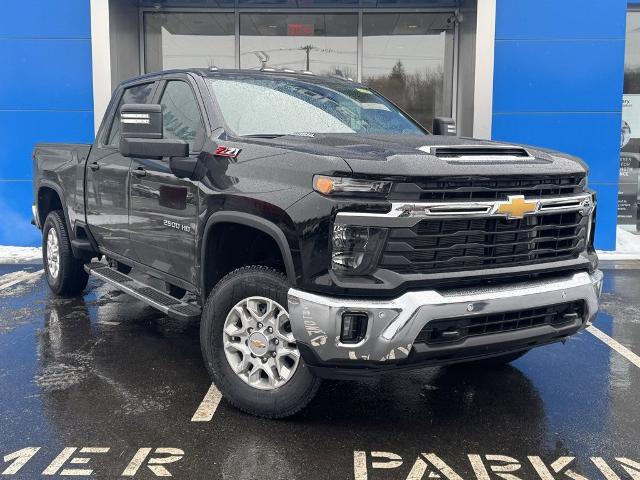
[
  {"xmin": 331, "ymin": 224, "xmax": 387, "ymax": 275},
  {"xmin": 340, "ymin": 312, "xmax": 368, "ymax": 344}
]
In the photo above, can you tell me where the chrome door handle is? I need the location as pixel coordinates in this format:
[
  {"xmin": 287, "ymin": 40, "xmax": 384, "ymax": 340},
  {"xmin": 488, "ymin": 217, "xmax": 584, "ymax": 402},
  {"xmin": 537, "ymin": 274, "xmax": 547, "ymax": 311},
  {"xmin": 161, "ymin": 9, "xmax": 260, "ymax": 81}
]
[
  {"xmin": 132, "ymin": 168, "xmax": 147, "ymax": 178},
  {"xmin": 89, "ymin": 162, "xmax": 100, "ymax": 171}
]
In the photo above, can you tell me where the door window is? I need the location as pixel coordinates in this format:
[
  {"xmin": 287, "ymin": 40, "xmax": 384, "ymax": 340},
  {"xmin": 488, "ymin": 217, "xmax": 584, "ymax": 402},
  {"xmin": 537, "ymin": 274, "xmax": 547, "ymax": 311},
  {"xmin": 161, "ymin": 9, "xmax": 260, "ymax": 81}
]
[
  {"xmin": 106, "ymin": 82, "xmax": 156, "ymax": 146},
  {"xmin": 159, "ymin": 81, "xmax": 205, "ymax": 151}
]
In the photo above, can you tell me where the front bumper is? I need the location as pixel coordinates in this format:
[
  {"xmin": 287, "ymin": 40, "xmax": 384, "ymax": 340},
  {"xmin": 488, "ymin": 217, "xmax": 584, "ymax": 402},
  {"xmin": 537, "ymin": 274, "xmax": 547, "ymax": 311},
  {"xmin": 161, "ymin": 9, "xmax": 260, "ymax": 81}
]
[{"xmin": 288, "ymin": 270, "xmax": 603, "ymax": 374}]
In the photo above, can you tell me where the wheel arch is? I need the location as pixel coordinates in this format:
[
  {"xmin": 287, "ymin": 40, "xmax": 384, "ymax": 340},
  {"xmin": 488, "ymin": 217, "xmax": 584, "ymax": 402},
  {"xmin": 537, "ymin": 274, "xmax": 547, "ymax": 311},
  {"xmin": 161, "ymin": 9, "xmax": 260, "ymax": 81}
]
[
  {"xmin": 37, "ymin": 182, "xmax": 71, "ymax": 235},
  {"xmin": 200, "ymin": 211, "xmax": 298, "ymax": 297}
]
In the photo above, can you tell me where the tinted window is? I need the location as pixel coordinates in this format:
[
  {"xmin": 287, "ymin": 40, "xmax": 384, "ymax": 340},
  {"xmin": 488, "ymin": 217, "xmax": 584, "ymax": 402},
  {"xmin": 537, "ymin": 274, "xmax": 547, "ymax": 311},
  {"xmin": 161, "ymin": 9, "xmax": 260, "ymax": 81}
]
[
  {"xmin": 160, "ymin": 81, "xmax": 205, "ymax": 150},
  {"xmin": 107, "ymin": 82, "xmax": 156, "ymax": 146}
]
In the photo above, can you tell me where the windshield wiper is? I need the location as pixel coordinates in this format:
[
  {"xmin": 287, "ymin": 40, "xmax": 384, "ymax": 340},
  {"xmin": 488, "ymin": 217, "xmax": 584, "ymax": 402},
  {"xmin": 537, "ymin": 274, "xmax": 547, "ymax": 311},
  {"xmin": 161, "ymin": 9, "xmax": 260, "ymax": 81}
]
[{"xmin": 241, "ymin": 134, "xmax": 286, "ymax": 139}]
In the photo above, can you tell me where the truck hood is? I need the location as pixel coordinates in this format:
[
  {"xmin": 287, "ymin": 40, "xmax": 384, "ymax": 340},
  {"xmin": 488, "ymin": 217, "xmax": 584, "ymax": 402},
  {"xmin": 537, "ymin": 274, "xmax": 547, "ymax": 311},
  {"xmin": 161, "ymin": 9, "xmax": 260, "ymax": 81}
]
[{"xmin": 258, "ymin": 133, "xmax": 588, "ymax": 178}]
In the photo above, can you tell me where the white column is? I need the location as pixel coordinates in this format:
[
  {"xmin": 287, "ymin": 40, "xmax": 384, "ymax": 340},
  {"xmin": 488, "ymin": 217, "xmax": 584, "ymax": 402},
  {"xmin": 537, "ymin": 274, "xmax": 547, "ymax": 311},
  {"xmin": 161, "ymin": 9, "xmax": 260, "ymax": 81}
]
[
  {"xmin": 473, "ymin": 0, "xmax": 496, "ymax": 139},
  {"xmin": 90, "ymin": 0, "xmax": 112, "ymax": 135}
]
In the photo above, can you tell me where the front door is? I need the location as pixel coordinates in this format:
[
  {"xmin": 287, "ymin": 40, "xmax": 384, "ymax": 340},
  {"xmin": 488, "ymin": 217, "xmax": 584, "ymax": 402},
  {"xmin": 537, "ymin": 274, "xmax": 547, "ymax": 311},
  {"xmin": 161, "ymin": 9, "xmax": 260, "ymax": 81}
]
[
  {"xmin": 129, "ymin": 78, "xmax": 205, "ymax": 284},
  {"xmin": 85, "ymin": 81, "xmax": 157, "ymax": 259}
]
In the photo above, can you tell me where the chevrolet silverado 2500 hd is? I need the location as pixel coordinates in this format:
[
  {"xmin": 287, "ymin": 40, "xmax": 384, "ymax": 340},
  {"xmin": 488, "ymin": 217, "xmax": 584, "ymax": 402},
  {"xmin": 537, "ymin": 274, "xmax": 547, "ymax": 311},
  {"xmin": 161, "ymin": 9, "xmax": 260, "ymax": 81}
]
[{"xmin": 32, "ymin": 69, "xmax": 603, "ymax": 418}]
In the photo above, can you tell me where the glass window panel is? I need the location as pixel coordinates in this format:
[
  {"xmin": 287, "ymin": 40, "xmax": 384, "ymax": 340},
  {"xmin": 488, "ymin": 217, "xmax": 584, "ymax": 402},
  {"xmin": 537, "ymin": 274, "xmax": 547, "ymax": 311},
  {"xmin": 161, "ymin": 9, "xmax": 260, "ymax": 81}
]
[
  {"xmin": 619, "ymin": 10, "xmax": 640, "ymax": 237},
  {"xmin": 107, "ymin": 82, "xmax": 156, "ymax": 146},
  {"xmin": 160, "ymin": 81, "xmax": 205, "ymax": 150},
  {"xmin": 363, "ymin": 13, "xmax": 455, "ymax": 130},
  {"xmin": 240, "ymin": 13, "xmax": 357, "ymax": 78},
  {"xmin": 144, "ymin": 12, "xmax": 235, "ymax": 73}
]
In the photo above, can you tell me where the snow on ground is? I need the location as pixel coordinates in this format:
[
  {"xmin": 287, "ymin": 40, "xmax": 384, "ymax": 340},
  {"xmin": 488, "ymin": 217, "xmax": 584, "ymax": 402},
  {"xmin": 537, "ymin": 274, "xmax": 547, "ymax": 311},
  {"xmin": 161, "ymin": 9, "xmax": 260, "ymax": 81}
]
[{"xmin": 0, "ymin": 246, "xmax": 42, "ymax": 264}]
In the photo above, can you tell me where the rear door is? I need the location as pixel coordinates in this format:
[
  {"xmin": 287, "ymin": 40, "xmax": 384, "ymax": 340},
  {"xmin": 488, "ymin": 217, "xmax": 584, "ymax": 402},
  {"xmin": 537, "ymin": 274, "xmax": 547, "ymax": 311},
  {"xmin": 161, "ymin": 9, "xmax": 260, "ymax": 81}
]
[
  {"xmin": 128, "ymin": 75, "xmax": 206, "ymax": 284},
  {"xmin": 85, "ymin": 81, "xmax": 157, "ymax": 258}
]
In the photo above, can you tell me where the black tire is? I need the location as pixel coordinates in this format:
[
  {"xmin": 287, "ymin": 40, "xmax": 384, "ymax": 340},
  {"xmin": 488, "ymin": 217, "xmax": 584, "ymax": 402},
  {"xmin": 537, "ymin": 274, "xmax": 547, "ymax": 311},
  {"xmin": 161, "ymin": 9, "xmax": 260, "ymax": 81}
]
[
  {"xmin": 200, "ymin": 266, "xmax": 321, "ymax": 418},
  {"xmin": 454, "ymin": 350, "xmax": 530, "ymax": 368},
  {"xmin": 42, "ymin": 210, "xmax": 89, "ymax": 296}
]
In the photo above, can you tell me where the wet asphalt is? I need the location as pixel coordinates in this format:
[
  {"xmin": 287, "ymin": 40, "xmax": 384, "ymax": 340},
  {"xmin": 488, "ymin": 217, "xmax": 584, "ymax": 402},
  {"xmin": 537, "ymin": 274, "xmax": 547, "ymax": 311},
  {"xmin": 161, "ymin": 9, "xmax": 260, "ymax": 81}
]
[{"xmin": 0, "ymin": 262, "xmax": 639, "ymax": 479}]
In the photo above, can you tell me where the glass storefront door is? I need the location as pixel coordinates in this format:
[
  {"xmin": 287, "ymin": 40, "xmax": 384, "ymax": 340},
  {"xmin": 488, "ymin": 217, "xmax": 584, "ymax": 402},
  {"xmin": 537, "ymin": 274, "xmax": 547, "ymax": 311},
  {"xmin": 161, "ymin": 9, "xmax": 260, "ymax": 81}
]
[
  {"xmin": 619, "ymin": 9, "xmax": 640, "ymax": 240},
  {"xmin": 142, "ymin": 9, "xmax": 456, "ymax": 130},
  {"xmin": 240, "ymin": 14, "xmax": 358, "ymax": 77},
  {"xmin": 363, "ymin": 13, "xmax": 454, "ymax": 130},
  {"xmin": 144, "ymin": 12, "xmax": 236, "ymax": 72}
]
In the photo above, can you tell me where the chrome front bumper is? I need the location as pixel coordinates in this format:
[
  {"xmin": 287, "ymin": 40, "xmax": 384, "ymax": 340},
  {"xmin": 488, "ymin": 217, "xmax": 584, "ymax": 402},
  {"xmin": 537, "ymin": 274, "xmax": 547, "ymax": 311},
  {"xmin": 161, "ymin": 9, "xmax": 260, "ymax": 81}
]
[{"xmin": 287, "ymin": 270, "xmax": 603, "ymax": 365}]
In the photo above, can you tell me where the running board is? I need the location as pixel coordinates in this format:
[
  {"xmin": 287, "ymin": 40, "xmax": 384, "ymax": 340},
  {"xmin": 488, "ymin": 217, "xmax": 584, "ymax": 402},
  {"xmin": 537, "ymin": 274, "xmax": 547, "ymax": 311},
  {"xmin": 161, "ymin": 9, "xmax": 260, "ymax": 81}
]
[{"xmin": 84, "ymin": 262, "xmax": 201, "ymax": 321}]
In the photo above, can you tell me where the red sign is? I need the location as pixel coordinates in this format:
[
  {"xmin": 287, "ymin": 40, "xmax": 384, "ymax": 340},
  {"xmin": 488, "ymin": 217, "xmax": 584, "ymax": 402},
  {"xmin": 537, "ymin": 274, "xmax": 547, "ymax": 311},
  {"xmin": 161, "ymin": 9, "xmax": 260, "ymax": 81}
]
[{"xmin": 287, "ymin": 23, "xmax": 314, "ymax": 36}]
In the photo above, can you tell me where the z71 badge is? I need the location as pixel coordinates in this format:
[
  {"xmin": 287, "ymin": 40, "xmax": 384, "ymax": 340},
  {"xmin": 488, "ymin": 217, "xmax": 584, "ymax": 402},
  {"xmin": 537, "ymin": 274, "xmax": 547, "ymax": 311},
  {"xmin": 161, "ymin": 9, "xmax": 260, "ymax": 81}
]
[{"xmin": 213, "ymin": 146, "xmax": 241, "ymax": 158}]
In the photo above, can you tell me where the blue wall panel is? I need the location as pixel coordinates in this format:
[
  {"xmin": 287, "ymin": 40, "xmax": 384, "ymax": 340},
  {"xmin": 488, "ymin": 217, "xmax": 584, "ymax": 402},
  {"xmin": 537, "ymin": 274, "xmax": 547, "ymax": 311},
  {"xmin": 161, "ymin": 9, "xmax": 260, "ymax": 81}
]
[
  {"xmin": 493, "ymin": 0, "xmax": 627, "ymax": 251},
  {"xmin": 0, "ymin": 39, "xmax": 93, "ymax": 111},
  {"xmin": 492, "ymin": 112, "xmax": 621, "ymax": 184},
  {"xmin": 493, "ymin": 39, "xmax": 625, "ymax": 113},
  {"xmin": 0, "ymin": 0, "xmax": 91, "ymax": 38},
  {"xmin": 0, "ymin": 182, "xmax": 41, "ymax": 247},
  {"xmin": 496, "ymin": 0, "xmax": 627, "ymax": 40},
  {"xmin": 0, "ymin": 1, "xmax": 93, "ymax": 247},
  {"xmin": 0, "ymin": 111, "xmax": 94, "ymax": 180}
]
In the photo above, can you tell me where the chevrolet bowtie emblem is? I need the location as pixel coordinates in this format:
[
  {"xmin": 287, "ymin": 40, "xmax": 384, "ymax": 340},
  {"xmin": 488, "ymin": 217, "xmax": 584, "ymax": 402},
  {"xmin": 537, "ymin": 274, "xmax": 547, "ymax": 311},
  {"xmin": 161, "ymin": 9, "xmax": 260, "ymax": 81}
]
[
  {"xmin": 251, "ymin": 339, "xmax": 266, "ymax": 349},
  {"xmin": 495, "ymin": 195, "xmax": 538, "ymax": 219}
]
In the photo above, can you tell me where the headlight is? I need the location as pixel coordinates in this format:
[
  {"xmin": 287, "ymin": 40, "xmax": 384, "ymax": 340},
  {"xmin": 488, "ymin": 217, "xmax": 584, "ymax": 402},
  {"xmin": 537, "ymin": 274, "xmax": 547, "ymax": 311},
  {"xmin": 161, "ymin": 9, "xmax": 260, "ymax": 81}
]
[
  {"xmin": 332, "ymin": 224, "xmax": 387, "ymax": 274},
  {"xmin": 314, "ymin": 175, "xmax": 392, "ymax": 197}
]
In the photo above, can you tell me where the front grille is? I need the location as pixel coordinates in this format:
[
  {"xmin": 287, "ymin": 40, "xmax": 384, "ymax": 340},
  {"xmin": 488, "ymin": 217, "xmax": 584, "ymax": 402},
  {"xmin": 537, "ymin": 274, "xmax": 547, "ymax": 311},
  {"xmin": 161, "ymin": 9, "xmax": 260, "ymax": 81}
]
[
  {"xmin": 392, "ymin": 175, "xmax": 585, "ymax": 201},
  {"xmin": 380, "ymin": 212, "xmax": 588, "ymax": 275},
  {"xmin": 414, "ymin": 301, "xmax": 585, "ymax": 345}
]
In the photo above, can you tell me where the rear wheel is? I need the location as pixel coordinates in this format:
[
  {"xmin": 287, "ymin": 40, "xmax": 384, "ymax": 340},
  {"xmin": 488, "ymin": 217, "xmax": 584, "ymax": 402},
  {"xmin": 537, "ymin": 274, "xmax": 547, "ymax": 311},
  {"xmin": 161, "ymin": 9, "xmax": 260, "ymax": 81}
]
[
  {"xmin": 200, "ymin": 266, "xmax": 321, "ymax": 418},
  {"xmin": 43, "ymin": 210, "xmax": 89, "ymax": 296}
]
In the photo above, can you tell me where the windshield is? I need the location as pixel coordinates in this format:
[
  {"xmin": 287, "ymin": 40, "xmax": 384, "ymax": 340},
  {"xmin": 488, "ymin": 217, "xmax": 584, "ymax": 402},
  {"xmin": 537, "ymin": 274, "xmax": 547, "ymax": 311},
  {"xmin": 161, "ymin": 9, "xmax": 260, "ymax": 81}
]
[{"xmin": 206, "ymin": 75, "xmax": 426, "ymax": 137}]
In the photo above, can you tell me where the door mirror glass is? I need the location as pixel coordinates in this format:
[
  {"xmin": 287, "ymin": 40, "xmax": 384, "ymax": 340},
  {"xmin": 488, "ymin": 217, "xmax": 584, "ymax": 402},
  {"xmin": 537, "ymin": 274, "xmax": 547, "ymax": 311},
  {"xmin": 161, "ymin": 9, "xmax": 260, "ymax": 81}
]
[{"xmin": 120, "ymin": 104, "xmax": 163, "ymax": 139}]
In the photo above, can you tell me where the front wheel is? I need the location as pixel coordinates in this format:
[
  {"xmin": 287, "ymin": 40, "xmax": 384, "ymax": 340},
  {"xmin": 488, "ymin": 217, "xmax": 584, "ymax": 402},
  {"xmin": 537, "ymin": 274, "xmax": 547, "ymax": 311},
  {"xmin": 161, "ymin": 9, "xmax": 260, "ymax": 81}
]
[
  {"xmin": 42, "ymin": 210, "xmax": 89, "ymax": 296},
  {"xmin": 200, "ymin": 266, "xmax": 321, "ymax": 418}
]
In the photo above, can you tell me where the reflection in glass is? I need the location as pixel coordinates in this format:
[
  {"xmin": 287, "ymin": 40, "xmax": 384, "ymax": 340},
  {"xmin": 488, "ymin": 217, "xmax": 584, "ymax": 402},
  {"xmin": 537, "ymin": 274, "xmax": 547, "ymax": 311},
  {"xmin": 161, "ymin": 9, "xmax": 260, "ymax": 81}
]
[
  {"xmin": 240, "ymin": 14, "xmax": 357, "ymax": 77},
  {"xmin": 363, "ymin": 13, "xmax": 454, "ymax": 129},
  {"xmin": 625, "ymin": 11, "xmax": 640, "ymax": 95},
  {"xmin": 144, "ymin": 12, "xmax": 235, "ymax": 72}
]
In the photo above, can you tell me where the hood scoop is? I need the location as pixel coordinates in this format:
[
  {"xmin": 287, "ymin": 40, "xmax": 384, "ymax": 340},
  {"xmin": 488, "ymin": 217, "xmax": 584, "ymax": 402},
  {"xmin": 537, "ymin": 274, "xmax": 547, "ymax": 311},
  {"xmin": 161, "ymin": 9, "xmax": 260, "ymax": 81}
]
[{"xmin": 418, "ymin": 144, "xmax": 537, "ymax": 162}]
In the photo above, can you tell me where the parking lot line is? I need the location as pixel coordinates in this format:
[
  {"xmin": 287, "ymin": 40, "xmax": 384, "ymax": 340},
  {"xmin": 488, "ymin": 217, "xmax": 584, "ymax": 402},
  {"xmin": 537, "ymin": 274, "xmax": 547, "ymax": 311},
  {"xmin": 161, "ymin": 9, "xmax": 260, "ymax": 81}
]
[
  {"xmin": 587, "ymin": 325, "xmax": 640, "ymax": 369},
  {"xmin": 191, "ymin": 384, "xmax": 222, "ymax": 422},
  {"xmin": 0, "ymin": 269, "xmax": 44, "ymax": 291}
]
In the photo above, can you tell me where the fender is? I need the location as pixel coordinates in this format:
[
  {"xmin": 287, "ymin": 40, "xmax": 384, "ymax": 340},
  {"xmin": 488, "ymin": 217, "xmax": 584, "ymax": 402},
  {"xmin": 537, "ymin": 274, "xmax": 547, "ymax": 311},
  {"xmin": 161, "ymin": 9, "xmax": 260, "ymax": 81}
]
[
  {"xmin": 37, "ymin": 180, "xmax": 74, "ymax": 240},
  {"xmin": 200, "ymin": 211, "xmax": 298, "ymax": 293}
]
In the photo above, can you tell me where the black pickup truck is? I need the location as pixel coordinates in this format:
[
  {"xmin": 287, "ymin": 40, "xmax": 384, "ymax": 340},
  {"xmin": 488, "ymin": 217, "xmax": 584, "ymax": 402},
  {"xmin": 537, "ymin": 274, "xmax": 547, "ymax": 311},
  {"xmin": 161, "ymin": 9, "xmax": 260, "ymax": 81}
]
[{"xmin": 33, "ymin": 69, "xmax": 603, "ymax": 418}]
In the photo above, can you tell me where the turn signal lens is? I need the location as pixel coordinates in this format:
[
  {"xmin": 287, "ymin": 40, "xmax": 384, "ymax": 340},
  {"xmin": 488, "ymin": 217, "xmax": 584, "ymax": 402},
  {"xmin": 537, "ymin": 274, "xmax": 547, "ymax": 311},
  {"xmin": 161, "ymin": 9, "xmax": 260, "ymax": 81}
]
[
  {"xmin": 314, "ymin": 176, "xmax": 335, "ymax": 194},
  {"xmin": 313, "ymin": 175, "xmax": 392, "ymax": 197}
]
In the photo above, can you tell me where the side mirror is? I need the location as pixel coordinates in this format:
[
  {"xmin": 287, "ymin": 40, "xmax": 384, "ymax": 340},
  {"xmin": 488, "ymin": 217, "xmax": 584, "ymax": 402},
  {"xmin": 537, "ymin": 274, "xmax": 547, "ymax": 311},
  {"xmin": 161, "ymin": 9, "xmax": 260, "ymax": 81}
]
[
  {"xmin": 432, "ymin": 117, "xmax": 457, "ymax": 136},
  {"xmin": 119, "ymin": 103, "xmax": 189, "ymax": 159}
]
